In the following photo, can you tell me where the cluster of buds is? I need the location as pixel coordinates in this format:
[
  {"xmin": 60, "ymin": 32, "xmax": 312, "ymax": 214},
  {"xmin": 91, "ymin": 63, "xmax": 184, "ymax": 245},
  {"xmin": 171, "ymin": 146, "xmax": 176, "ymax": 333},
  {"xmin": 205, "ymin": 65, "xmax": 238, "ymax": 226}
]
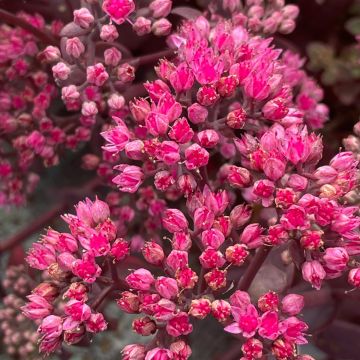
[
  {"xmin": 0, "ymin": 266, "xmax": 39, "ymax": 358},
  {"xmin": 210, "ymin": 0, "xmax": 300, "ymax": 35},
  {"xmin": 22, "ymin": 197, "xmax": 126, "ymax": 353},
  {"xmin": 0, "ymin": 12, "xmax": 65, "ymax": 205}
]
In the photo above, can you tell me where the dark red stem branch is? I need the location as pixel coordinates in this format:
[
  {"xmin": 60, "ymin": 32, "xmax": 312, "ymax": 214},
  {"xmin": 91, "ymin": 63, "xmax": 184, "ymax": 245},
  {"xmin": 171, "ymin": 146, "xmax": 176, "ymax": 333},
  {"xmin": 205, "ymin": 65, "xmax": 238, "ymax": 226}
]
[
  {"xmin": 0, "ymin": 202, "xmax": 68, "ymax": 253},
  {"xmin": 92, "ymin": 284, "xmax": 115, "ymax": 310},
  {"xmin": 0, "ymin": 9, "xmax": 58, "ymax": 45},
  {"xmin": 127, "ymin": 49, "xmax": 175, "ymax": 67},
  {"xmin": 236, "ymin": 246, "xmax": 271, "ymax": 291}
]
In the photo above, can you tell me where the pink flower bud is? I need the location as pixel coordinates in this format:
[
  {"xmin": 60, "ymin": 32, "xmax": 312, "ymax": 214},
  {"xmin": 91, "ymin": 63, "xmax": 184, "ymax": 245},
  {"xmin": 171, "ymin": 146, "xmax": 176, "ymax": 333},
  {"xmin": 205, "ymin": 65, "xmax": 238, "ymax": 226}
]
[
  {"xmin": 132, "ymin": 316, "xmax": 156, "ymax": 336},
  {"xmin": 73, "ymin": 8, "xmax": 94, "ymax": 28},
  {"xmin": 258, "ymin": 291, "xmax": 279, "ymax": 312},
  {"xmin": 155, "ymin": 277, "xmax": 179, "ymax": 299},
  {"xmin": 52, "ymin": 62, "xmax": 70, "ymax": 80},
  {"xmin": 153, "ymin": 299, "xmax": 176, "ymax": 321},
  {"xmin": 279, "ymin": 19, "xmax": 296, "ymax": 34},
  {"xmin": 169, "ymin": 63, "xmax": 194, "ymax": 93},
  {"xmin": 81, "ymin": 101, "xmax": 98, "ymax": 117},
  {"xmin": 166, "ymin": 250, "xmax": 188, "ymax": 273},
  {"xmin": 64, "ymin": 299, "xmax": 91, "ymax": 322},
  {"xmin": 100, "ymin": 24, "xmax": 119, "ymax": 42},
  {"xmin": 199, "ymin": 247, "xmax": 226, "ymax": 268},
  {"xmin": 162, "ymin": 209, "xmax": 188, "ymax": 233},
  {"xmin": 21, "ymin": 295, "xmax": 53, "ymax": 320},
  {"xmin": 204, "ymin": 269, "xmax": 227, "ymax": 290},
  {"xmin": 170, "ymin": 341, "xmax": 192, "ymax": 360},
  {"xmin": 323, "ymin": 247, "xmax": 349, "ymax": 273},
  {"xmin": 122, "ymin": 344, "xmax": 146, "ymax": 360},
  {"xmin": 104, "ymin": 47, "xmax": 122, "ymax": 66},
  {"xmin": 117, "ymin": 63, "xmax": 135, "ymax": 83},
  {"xmin": 85, "ymin": 313, "xmax": 107, "ymax": 333},
  {"xmin": 227, "ymin": 165, "xmax": 252, "ymax": 188},
  {"xmin": 197, "ymin": 86, "xmax": 219, "ymax": 106},
  {"xmin": 142, "ymin": 241, "xmax": 165, "ymax": 265},
  {"xmin": 194, "ymin": 206, "xmax": 215, "ymax": 230},
  {"xmin": 189, "ymin": 298, "xmax": 211, "ymax": 319},
  {"xmin": 263, "ymin": 157, "xmax": 286, "ymax": 181},
  {"xmin": 39, "ymin": 46, "xmax": 61, "ymax": 62},
  {"xmin": 281, "ymin": 205, "xmax": 308, "ymax": 230},
  {"xmin": 185, "ymin": 144, "xmax": 209, "ymax": 170},
  {"xmin": 177, "ymin": 174, "xmax": 197, "ymax": 197},
  {"xmin": 226, "ymin": 107, "xmax": 247, "ymax": 129},
  {"xmin": 133, "ymin": 16, "xmax": 152, "ymax": 36},
  {"xmin": 150, "ymin": 0, "xmax": 172, "ymax": 18},
  {"xmin": 33, "ymin": 283, "xmax": 59, "ymax": 302},
  {"xmin": 196, "ymin": 130, "xmax": 219, "ymax": 148},
  {"xmin": 302, "ymin": 260, "xmax": 326, "ymax": 290},
  {"xmin": 240, "ymin": 224, "xmax": 263, "ymax": 249},
  {"xmin": 63, "ymin": 282, "xmax": 88, "ymax": 301},
  {"xmin": 225, "ymin": 244, "xmax": 248, "ymax": 266},
  {"xmin": 287, "ymin": 174, "xmax": 308, "ymax": 191},
  {"xmin": 230, "ymin": 204, "xmax": 252, "ymax": 229},
  {"xmin": 176, "ymin": 267, "xmax": 198, "ymax": 289},
  {"xmin": 145, "ymin": 112, "xmax": 169, "ymax": 136},
  {"xmin": 168, "ymin": 117, "xmax": 194, "ymax": 144},
  {"xmin": 113, "ymin": 165, "xmax": 144, "ymax": 193},
  {"xmin": 152, "ymin": 18, "xmax": 172, "ymax": 36},
  {"xmin": 117, "ymin": 291, "xmax": 140, "ymax": 313},
  {"xmin": 126, "ymin": 269, "xmax": 154, "ymax": 291},
  {"xmin": 263, "ymin": 97, "xmax": 289, "ymax": 120},
  {"xmin": 102, "ymin": 0, "xmax": 135, "ymax": 24},
  {"xmin": 281, "ymin": 294, "xmax": 304, "ymax": 315},
  {"xmin": 61, "ymin": 85, "xmax": 80, "ymax": 102},
  {"xmin": 65, "ymin": 37, "xmax": 85, "ymax": 58},
  {"xmin": 188, "ymin": 103, "xmax": 208, "ymax": 124},
  {"xmin": 166, "ymin": 312, "xmax": 192, "ymax": 336},
  {"xmin": 211, "ymin": 299, "xmax": 231, "ymax": 322},
  {"xmin": 201, "ymin": 228, "xmax": 225, "ymax": 249},
  {"xmin": 87, "ymin": 63, "xmax": 109, "ymax": 86},
  {"xmin": 39, "ymin": 315, "xmax": 62, "ymax": 338},
  {"xmin": 216, "ymin": 76, "xmax": 238, "ymax": 97},
  {"xmin": 242, "ymin": 338, "xmax": 263, "ymax": 360}
]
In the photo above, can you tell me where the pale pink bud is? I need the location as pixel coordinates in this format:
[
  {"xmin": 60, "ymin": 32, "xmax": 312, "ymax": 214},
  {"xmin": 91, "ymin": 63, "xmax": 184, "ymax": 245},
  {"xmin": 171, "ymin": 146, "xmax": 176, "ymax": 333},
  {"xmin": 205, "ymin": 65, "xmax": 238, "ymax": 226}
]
[
  {"xmin": 65, "ymin": 37, "xmax": 85, "ymax": 58},
  {"xmin": 108, "ymin": 93, "xmax": 125, "ymax": 109},
  {"xmin": 104, "ymin": 47, "xmax": 122, "ymax": 66},
  {"xmin": 170, "ymin": 340, "xmax": 192, "ymax": 360},
  {"xmin": 126, "ymin": 269, "xmax": 154, "ymax": 291},
  {"xmin": 240, "ymin": 224, "xmax": 263, "ymax": 249},
  {"xmin": 117, "ymin": 63, "xmax": 135, "ymax": 83},
  {"xmin": 113, "ymin": 165, "xmax": 144, "ymax": 193},
  {"xmin": 176, "ymin": 267, "xmax": 198, "ymax": 289},
  {"xmin": 199, "ymin": 247, "xmax": 225, "ymax": 268},
  {"xmin": 91, "ymin": 197, "xmax": 110, "ymax": 223},
  {"xmin": 185, "ymin": 144, "xmax": 209, "ymax": 170},
  {"xmin": 188, "ymin": 103, "xmax": 208, "ymax": 124},
  {"xmin": 130, "ymin": 98, "xmax": 151, "ymax": 123},
  {"xmin": 150, "ymin": 0, "xmax": 172, "ymax": 18},
  {"xmin": 73, "ymin": 8, "xmax": 94, "ymax": 28},
  {"xmin": 155, "ymin": 277, "xmax": 179, "ymax": 299},
  {"xmin": 61, "ymin": 85, "xmax": 80, "ymax": 101},
  {"xmin": 201, "ymin": 228, "xmax": 225, "ymax": 249},
  {"xmin": 225, "ymin": 244, "xmax": 248, "ymax": 265},
  {"xmin": 281, "ymin": 294, "xmax": 304, "ymax": 315},
  {"xmin": 133, "ymin": 17, "xmax": 152, "ymax": 36},
  {"xmin": 162, "ymin": 209, "xmax": 188, "ymax": 233},
  {"xmin": 302, "ymin": 260, "xmax": 326, "ymax": 290},
  {"xmin": 87, "ymin": 63, "xmax": 109, "ymax": 86},
  {"xmin": 52, "ymin": 62, "xmax": 70, "ymax": 80},
  {"xmin": 166, "ymin": 250, "xmax": 188, "ymax": 272},
  {"xmin": 196, "ymin": 130, "xmax": 219, "ymax": 148},
  {"xmin": 279, "ymin": 19, "xmax": 296, "ymax": 34},
  {"xmin": 122, "ymin": 344, "xmax": 146, "ymax": 360},
  {"xmin": 142, "ymin": 242, "xmax": 165, "ymax": 266},
  {"xmin": 263, "ymin": 157, "xmax": 286, "ymax": 181},
  {"xmin": 189, "ymin": 298, "xmax": 211, "ymax": 319},
  {"xmin": 323, "ymin": 247, "xmax": 349, "ymax": 273},
  {"xmin": 287, "ymin": 174, "xmax": 308, "ymax": 191},
  {"xmin": 227, "ymin": 165, "xmax": 252, "ymax": 188},
  {"xmin": 39, "ymin": 46, "xmax": 61, "ymax": 62},
  {"xmin": 85, "ymin": 312, "xmax": 107, "ymax": 333},
  {"xmin": 230, "ymin": 204, "xmax": 252, "ymax": 229},
  {"xmin": 152, "ymin": 18, "xmax": 172, "ymax": 36},
  {"xmin": 81, "ymin": 101, "xmax": 98, "ymax": 117},
  {"xmin": 100, "ymin": 24, "xmax": 119, "ymax": 42},
  {"xmin": 32, "ymin": 283, "xmax": 59, "ymax": 302}
]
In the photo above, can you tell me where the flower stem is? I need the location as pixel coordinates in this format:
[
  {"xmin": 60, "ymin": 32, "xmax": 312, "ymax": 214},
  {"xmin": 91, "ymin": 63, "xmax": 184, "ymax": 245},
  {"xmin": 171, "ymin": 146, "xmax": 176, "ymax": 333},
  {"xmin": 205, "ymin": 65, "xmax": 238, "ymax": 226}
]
[
  {"xmin": 92, "ymin": 284, "xmax": 115, "ymax": 310},
  {"xmin": 236, "ymin": 245, "xmax": 271, "ymax": 291}
]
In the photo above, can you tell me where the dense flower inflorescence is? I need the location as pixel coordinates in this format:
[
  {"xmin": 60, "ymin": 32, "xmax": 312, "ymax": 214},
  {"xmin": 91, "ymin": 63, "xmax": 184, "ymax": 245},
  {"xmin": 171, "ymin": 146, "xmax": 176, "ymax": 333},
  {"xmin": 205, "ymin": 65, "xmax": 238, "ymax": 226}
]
[{"xmin": 10, "ymin": 1, "xmax": 360, "ymax": 359}]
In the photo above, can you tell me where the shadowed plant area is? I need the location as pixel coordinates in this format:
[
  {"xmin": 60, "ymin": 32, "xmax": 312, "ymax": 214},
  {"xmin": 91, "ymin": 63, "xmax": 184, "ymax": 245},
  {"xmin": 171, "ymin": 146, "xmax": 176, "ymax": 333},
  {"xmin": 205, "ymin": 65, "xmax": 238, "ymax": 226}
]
[{"xmin": 0, "ymin": 1, "xmax": 360, "ymax": 359}]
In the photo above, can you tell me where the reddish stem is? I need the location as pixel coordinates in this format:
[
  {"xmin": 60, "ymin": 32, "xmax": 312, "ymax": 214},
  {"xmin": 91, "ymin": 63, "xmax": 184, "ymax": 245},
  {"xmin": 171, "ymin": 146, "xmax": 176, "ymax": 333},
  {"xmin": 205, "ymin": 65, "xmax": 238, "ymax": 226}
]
[
  {"xmin": 0, "ymin": 9, "xmax": 58, "ymax": 45},
  {"xmin": 127, "ymin": 49, "xmax": 175, "ymax": 67},
  {"xmin": 236, "ymin": 246, "xmax": 271, "ymax": 291},
  {"xmin": 92, "ymin": 284, "xmax": 115, "ymax": 310},
  {"xmin": 0, "ymin": 202, "xmax": 68, "ymax": 253}
]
